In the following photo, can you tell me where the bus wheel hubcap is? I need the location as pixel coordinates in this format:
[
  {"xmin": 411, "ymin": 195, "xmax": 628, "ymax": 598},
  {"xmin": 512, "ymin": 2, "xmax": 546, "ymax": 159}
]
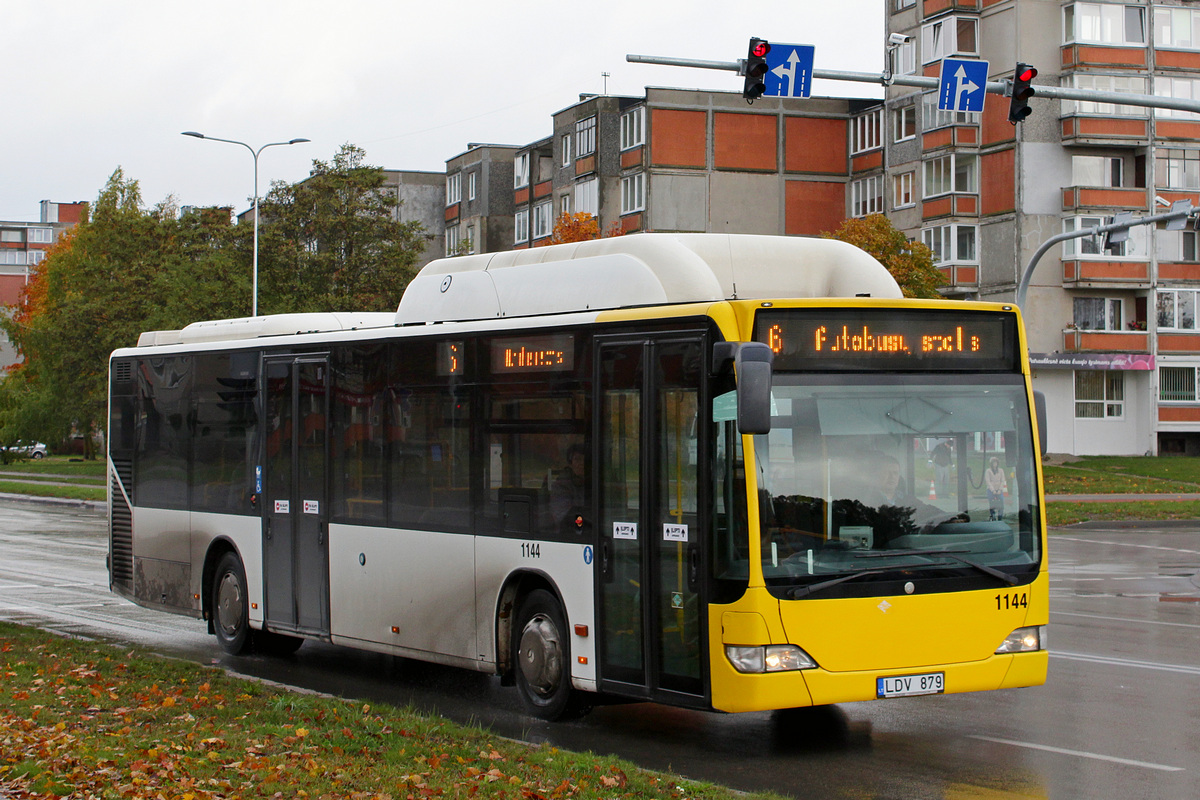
[
  {"xmin": 217, "ymin": 572, "xmax": 244, "ymax": 637},
  {"xmin": 519, "ymin": 613, "xmax": 561, "ymax": 697}
]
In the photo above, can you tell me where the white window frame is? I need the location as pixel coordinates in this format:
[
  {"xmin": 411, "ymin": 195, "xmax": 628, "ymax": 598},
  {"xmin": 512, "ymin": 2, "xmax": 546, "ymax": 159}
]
[
  {"xmin": 574, "ymin": 178, "xmax": 599, "ymax": 217},
  {"xmin": 1074, "ymin": 370, "xmax": 1125, "ymax": 419},
  {"xmin": 921, "ymin": 91, "xmax": 980, "ymax": 129},
  {"xmin": 894, "ymin": 0, "xmax": 915, "ymax": 9},
  {"xmin": 465, "ymin": 224, "xmax": 475, "ymax": 255},
  {"xmin": 1156, "ymin": 6, "xmax": 1200, "ymax": 51},
  {"xmin": 620, "ymin": 107, "xmax": 645, "ymax": 151},
  {"xmin": 893, "ymin": 171, "xmax": 915, "ymax": 209},
  {"xmin": 1065, "ymin": 3, "xmax": 1146, "ymax": 46},
  {"xmin": 28, "ymin": 228, "xmax": 53, "ymax": 244},
  {"xmin": 1158, "ymin": 288, "xmax": 1200, "ymax": 330},
  {"xmin": 576, "ymin": 116, "xmax": 597, "ymax": 158},
  {"xmin": 1157, "ymin": 229, "xmax": 1200, "ymax": 263},
  {"xmin": 514, "ymin": 209, "xmax": 530, "ymax": 244},
  {"xmin": 446, "ymin": 173, "xmax": 461, "ymax": 206},
  {"xmin": 560, "ymin": 193, "xmax": 572, "ymax": 216},
  {"xmin": 1063, "ymin": 215, "xmax": 1147, "ymax": 258},
  {"xmin": 0, "ymin": 251, "xmax": 27, "ymax": 266},
  {"xmin": 921, "ymin": 223, "xmax": 978, "ymax": 265},
  {"xmin": 1061, "ymin": 74, "xmax": 1147, "ymax": 116},
  {"xmin": 468, "ymin": 172, "xmax": 477, "ymax": 202},
  {"xmin": 921, "ymin": 15, "xmax": 979, "ymax": 64},
  {"xmin": 1156, "ymin": 148, "xmax": 1200, "ymax": 190},
  {"xmin": 514, "ymin": 154, "xmax": 530, "ymax": 189},
  {"xmin": 850, "ymin": 175, "xmax": 884, "ymax": 217},
  {"xmin": 1160, "ymin": 365, "xmax": 1200, "ymax": 402},
  {"xmin": 561, "ymin": 134, "xmax": 572, "ymax": 167},
  {"xmin": 28, "ymin": 250, "xmax": 45, "ymax": 265},
  {"xmin": 894, "ymin": 40, "xmax": 916, "ymax": 75},
  {"xmin": 445, "ymin": 224, "xmax": 460, "ymax": 256},
  {"xmin": 621, "ymin": 173, "xmax": 645, "ymax": 214},
  {"xmin": 923, "ymin": 153, "xmax": 978, "ymax": 198},
  {"xmin": 532, "ymin": 200, "xmax": 553, "ymax": 239},
  {"xmin": 1071, "ymin": 155, "xmax": 1124, "ymax": 187},
  {"xmin": 1155, "ymin": 77, "xmax": 1200, "ymax": 120},
  {"xmin": 851, "ymin": 108, "xmax": 883, "ymax": 154},
  {"xmin": 893, "ymin": 105, "xmax": 916, "ymax": 142},
  {"xmin": 1073, "ymin": 296, "xmax": 1124, "ymax": 331}
]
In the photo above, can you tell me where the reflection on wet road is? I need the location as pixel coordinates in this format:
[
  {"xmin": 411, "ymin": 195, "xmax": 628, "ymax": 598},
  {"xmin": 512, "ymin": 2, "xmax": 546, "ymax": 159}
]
[{"xmin": 1, "ymin": 502, "xmax": 1198, "ymax": 799}]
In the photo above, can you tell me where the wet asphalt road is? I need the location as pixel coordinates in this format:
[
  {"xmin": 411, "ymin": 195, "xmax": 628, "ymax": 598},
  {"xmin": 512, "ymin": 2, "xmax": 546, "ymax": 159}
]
[{"xmin": 0, "ymin": 500, "xmax": 1198, "ymax": 799}]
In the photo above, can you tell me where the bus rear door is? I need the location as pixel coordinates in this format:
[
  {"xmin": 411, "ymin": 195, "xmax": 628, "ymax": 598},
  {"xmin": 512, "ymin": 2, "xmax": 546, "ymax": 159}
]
[{"xmin": 596, "ymin": 334, "xmax": 707, "ymax": 706}]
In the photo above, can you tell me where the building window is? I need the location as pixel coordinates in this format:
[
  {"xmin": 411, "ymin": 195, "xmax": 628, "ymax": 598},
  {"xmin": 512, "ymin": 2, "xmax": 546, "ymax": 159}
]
[
  {"xmin": 576, "ymin": 116, "xmax": 597, "ymax": 158},
  {"xmin": 575, "ymin": 178, "xmax": 599, "ymax": 217},
  {"xmin": 514, "ymin": 209, "xmax": 529, "ymax": 244},
  {"xmin": 514, "ymin": 154, "xmax": 530, "ymax": 189},
  {"xmin": 921, "ymin": 91, "xmax": 980, "ymax": 129},
  {"xmin": 445, "ymin": 224, "xmax": 460, "ymax": 256},
  {"xmin": 468, "ymin": 172, "xmax": 477, "ymax": 201},
  {"xmin": 0, "ymin": 251, "xmax": 27, "ymax": 266},
  {"xmin": 921, "ymin": 15, "xmax": 978, "ymax": 64},
  {"xmin": 894, "ymin": 40, "xmax": 916, "ymax": 75},
  {"xmin": 893, "ymin": 171, "xmax": 915, "ymax": 209},
  {"xmin": 561, "ymin": 134, "xmax": 572, "ymax": 167},
  {"xmin": 923, "ymin": 153, "xmax": 977, "ymax": 197},
  {"xmin": 465, "ymin": 224, "xmax": 475, "ymax": 255},
  {"xmin": 560, "ymin": 193, "xmax": 572, "ymax": 215},
  {"xmin": 1061, "ymin": 74, "xmax": 1147, "ymax": 116},
  {"xmin": 533, "ymin": 201, "xmax": 553, "ymax": 239},
  {"xmin": 921, "ymin": 224, "xmax": 977, "ymax": 264},
  {"xmin": 0, "ymin": 230, "xmax": 20, "ymax": 243},
  {"xmin": 1063, "ymin": 215, "xmax": 1147, "ymax": 257},
  {"xmin": 1074, "ymin": 370, "xmax": 1124, "ymax": 419},
  {"xmin": 850, "ymin": 175, "xmax": 884, "ymax": 217},
  {"xmin": 620, "ymin": 107, "xmax": 645, "ymax": 150},
  {"xmin": 1065, "ymin": 3, "xmax": 1146, "ymax": 46},
  {"xmin": 893, "ymin": 105, "xmax": 916, "ymax": 142},
  {"xmin": 894, "ymin": 0, "xmax": 915, "ymax": 9},
  {"xmin": 1073, "ymin": 297, "xmax": 1124, "ymax": 331},
  {"xmin": 1157, "ymin": 288, "xmax": 1200, "ymax": 330},
  {"xmin": 28, "ymin": 250, "xmax": 45, "ymax": 265},
  {"xmin": 1156, "ymin": 6, "xmax": 1200, "ymax": 51},
  {"xmin": 1072, "ymin": 156, "xmax": 1124, "ymax": 187},
  {"xmin": 621, "ymin": 173, "xmax": 645, "ymax": 214},
  {"xmin": 1160, "ymin": 366, "xmax": 1199, "ymax": 402},
  {"xmin": 1156, "ymin": 148, "xmax": 1200, "ymax": 189},
  {"xmin": 28, "ymin": 228, "xmax": 53, "ymax": 244},
  {"xmin": 851, "ymin": 108, "xmax": 883, "ymax": 154},
  {"xmin": 1155, "ymin": 77, "xmax": 1200, "ymax": 120},
  {"xmin": 446, "ymin": 173, "xmax": 461, "ymax": 205}
]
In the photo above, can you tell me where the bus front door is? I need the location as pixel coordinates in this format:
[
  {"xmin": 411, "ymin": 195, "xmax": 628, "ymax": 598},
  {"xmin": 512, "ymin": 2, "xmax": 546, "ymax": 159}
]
[
  {"xmin": 596, "ymin": 336, "xmax": 707, "ymax": 706},
  {"xmin": 263, "ymin": 355, "xmax": 331, "ymax": 638}
]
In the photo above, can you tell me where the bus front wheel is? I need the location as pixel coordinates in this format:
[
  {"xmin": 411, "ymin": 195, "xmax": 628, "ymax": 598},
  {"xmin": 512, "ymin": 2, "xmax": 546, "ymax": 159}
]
[
  {"xmin": 212, "ymin": 552, "xmax": 252, "ymax": 655},
  {"xmin": 512, "ymin": 589, "xmax": 590, "ymax": 720}
]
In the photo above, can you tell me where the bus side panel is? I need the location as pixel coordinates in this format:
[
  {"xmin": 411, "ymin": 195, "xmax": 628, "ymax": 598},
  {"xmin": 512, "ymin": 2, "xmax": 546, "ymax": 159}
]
[
  {"xmin": 190, "ymin": 511, "xmax": 265, "ymax": 627},
  {"xmin": 327, "ymin": 524, "xmax": 477, "ymax": 661},
  {"xmin": 474, "ymin": 537, "xmax": 596, "ymax": 691},
  {"xmin": 129, "ymin": 506, "xmax": 195, "ymax": 615}
]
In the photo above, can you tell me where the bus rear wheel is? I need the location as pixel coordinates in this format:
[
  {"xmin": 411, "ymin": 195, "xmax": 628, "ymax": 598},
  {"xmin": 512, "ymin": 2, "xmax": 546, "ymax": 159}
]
[
  {"xmin": 512, "ymin": 589, "xmax": 590, "ymax": 720},
  {"xmin": 211, "ymin": 551, "xmax": 253, "ymax": 655}
]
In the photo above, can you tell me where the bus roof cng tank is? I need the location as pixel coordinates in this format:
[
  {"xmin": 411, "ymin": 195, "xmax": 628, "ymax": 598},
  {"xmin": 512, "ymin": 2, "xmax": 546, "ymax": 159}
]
[{"xmin": 394, "ymin": 233, "xmax": 902, "ymax": 325}]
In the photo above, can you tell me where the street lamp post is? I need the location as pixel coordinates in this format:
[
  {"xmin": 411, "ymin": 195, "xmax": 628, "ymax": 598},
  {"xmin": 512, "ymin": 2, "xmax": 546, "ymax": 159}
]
[{"xmin": 181, "ymin": 131, "xmax": 310, "ymax": 317}]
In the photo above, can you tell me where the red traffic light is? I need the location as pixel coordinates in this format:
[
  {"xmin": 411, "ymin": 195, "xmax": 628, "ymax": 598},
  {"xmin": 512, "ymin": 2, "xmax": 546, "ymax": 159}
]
[
  {"xmin": 1017, "ymin": 65, "xmax": 1038, "ymax": 82},
  {"xmin": 752, "ymin": 40, "xmax": 771, "ymax": 58}
]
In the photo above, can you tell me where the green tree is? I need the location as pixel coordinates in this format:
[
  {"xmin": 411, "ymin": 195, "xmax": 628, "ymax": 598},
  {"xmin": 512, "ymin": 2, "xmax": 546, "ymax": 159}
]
[
  {"xmin": 256, "ymin": 144, "xmax": 430, "ymax": 313},
  {"xmin": 822, "ymin": 214, "xmax": 945, "ymax": 299}
]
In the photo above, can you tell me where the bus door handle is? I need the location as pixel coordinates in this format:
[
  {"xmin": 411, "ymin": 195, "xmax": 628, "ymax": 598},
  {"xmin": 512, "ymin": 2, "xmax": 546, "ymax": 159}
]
[
  {"xmin": 687, "ymin": 544, "xmax": 701, "ymax": 591},
  {"xmin": 600, "ymin": 538, "xmax": 612, "ymax": 581},
  {"xmin": 264, "ymin": 517, "xmax": 272, "ymax": 540}
]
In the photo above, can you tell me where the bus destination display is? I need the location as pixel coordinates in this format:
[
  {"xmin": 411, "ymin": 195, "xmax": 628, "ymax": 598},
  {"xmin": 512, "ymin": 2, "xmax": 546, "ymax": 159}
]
[
  {"xmin": 491, "ymin": 334, "xmax": 575, "ymax": 373},
  {"xmin": 756, "ymin": 309, "xmax": 1017, "ymax": 372}
]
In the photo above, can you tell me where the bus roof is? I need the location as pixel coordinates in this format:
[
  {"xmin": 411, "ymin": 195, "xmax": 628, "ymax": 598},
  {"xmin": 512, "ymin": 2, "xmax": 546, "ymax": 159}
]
[{"xmin": 134, "ymin": 233, "xmax": 902, "ymax": 347}]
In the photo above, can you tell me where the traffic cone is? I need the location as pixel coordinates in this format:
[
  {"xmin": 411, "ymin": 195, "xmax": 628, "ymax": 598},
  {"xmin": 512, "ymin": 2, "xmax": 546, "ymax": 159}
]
[{"xmin": 928, "ymin": 479, "xmax": 937, "ymax": 501}]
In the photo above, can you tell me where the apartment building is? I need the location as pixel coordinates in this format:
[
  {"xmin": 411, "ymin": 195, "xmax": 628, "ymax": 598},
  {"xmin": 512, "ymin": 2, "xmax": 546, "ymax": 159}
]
[
  {"xmin": 444, "ymin": 144, "xmax": 520, "ymax": 256},
  {"xmin": 880, "ymin": 0, "xmax": 1200, "ymax": 455}
]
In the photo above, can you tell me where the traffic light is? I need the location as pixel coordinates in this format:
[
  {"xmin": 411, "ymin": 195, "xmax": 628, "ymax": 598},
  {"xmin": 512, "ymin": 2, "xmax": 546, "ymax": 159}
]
[
  {"xmin": 743, "ymin": 38, "xmax": 771, "ymax": 102},
  {"xmin": 1008, "ymin": 62, "xmax": 1037, "ymax": 124}
]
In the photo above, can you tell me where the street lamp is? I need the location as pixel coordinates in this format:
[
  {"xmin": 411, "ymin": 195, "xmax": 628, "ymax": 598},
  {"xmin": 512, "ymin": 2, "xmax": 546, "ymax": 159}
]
[{"xmin": 181, "ymin": 131, "xmax": 310, "ymax": 317}]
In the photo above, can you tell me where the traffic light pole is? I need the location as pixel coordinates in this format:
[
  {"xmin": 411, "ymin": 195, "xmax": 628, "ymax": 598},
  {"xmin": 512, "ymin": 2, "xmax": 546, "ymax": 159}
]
[{"xmin": 625, "ymin": 54, "xmax": 1200, "ymax": 115}]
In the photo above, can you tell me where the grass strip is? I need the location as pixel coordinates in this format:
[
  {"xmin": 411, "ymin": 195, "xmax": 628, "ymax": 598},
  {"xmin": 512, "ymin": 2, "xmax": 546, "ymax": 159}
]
[
  {"xmin": 0, "ymin": 481, "xmax": 104, "ymax": 502},
  {"xmin": 1047, "ymin": 500, "xmax": 1200, "ymax": 527},
  {"xmin": 0, "ymin": 622, "xmax": 771, "ymax": 800}
]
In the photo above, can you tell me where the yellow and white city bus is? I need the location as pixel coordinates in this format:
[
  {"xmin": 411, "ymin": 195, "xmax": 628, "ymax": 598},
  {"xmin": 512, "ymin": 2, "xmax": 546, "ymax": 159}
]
[{"xmin": 107, "ymin": 233, "xmax": 1047, "ymax": 719}]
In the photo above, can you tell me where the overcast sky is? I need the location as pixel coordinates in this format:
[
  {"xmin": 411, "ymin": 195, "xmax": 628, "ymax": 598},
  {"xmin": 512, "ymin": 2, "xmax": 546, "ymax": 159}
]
[{"xmin": 5, "ymin": 0, "xmax": 883, "ymax": 221}]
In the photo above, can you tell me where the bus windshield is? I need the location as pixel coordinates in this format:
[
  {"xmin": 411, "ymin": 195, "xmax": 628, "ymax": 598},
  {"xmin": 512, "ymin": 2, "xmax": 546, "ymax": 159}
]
[{"xmin": 753, "ymin": 373, "xmax": 1041, "ymax": 593}]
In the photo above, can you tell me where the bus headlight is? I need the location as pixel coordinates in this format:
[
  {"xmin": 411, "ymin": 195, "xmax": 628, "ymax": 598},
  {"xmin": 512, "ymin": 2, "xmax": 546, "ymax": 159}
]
[
  {"xmin": 994, "ymin": 625, "xmax": 1046, "ymax": 654},
  {"xmin": 725, "ymin": 644, "xmax": 817, "ymax": 673}
]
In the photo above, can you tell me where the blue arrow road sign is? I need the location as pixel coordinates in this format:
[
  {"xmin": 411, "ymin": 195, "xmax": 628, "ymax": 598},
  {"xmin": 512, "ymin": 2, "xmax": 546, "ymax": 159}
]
[
  {"xmin": 763, "ymin": 44, "xmax": 815, "ymax": 99},
  {"xmin": 938, "ymin": 58, "xmax": 989, "ymax": 112}
]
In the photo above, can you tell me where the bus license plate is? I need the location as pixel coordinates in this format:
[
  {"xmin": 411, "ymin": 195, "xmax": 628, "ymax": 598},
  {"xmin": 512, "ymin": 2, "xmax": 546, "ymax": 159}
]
[{"xmin": 877, "ymin": 672, "xmax": 944, "ymax": 698}]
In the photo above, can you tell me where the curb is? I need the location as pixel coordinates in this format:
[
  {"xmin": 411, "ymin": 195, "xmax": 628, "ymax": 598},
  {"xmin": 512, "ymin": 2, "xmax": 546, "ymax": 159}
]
[{"xmin": 0, "ymin": 492, "xmax": 105, "ymax": 513}]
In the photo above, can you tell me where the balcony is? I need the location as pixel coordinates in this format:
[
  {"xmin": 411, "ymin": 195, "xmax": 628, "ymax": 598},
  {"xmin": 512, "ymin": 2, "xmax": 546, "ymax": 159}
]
[
  {"xmin": 923, "ymin": 0, "xmax": 979, "ymax": 14},
  {"xmin": 938, "ymin": 264, "xmax": 978, "ymax": 293},
  {"xmin": 1063, "ymin": 329, "xmax": 1149, "ymax": 353},
  {"xmin": 1061, "ymin": 186, "xmax": 1147, "ymax": 213},
  {"xmin": 1062, "ymin": 259, "xmax": 1150, "ymax": 288},
  {"xmin": 921, "ymin": 125, "xmax": 979, "ymax": 151},
  {"xmin": 1158, "ymin": 332, "xmax": 1200, "ymax": 354},
  {"xmin": 922, "ymin": 193, "xmax": 978, "ymax": 220},
  {"xmin": 1061, "ymin": 45, "xmax": 1147, "ymax": 71},
  {"xmin": 1061, "ymin": 115, "xmax": 1149, "ymax": 146}
]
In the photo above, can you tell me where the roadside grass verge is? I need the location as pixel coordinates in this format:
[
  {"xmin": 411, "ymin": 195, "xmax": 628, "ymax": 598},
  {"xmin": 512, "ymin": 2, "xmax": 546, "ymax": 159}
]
[
  {"xmin": 1047, "ymin": 500, "xmax": 1200, "ymax": 527},
  {"xmin": 0, "ymin": 456, "xmax": 105, "ymax": 479},
  {"xmin": 1043, "ymin": 456, "xmax": 1200, "ymax": 495},
  {"xmin": 0, "ymin": 456, "xmax": 105, "ymax": 502},
  {"xmin": 0, "ymin": 622, "xmax": 769, "ymax": 800}
]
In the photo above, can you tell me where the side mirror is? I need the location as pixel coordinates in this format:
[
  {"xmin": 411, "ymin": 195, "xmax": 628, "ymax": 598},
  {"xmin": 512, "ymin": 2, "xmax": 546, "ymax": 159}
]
[
  {"xmin": 1033, "ymin": 390, "xmax": 1048, "ymax": 457},
  {"xmin": 735, "ymin": 343, "xmax": 774, "ymax": 435}
]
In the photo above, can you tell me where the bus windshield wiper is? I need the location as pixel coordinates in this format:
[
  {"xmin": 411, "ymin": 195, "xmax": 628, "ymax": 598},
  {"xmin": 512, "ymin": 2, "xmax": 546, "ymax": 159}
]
[
  {"xmin": 788, "ymin": 565, "xmax": 918, "ymax": 599},
  {"xmin": 856, "ymin": 548, "xmax": 1018, "ymax": 586}
]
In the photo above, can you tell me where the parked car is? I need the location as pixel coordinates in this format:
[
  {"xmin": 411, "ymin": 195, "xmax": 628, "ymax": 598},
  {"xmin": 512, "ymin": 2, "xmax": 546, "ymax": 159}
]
[{"xmin": 1, "ymin": 441, "xmax": 48, "ymax": 459}]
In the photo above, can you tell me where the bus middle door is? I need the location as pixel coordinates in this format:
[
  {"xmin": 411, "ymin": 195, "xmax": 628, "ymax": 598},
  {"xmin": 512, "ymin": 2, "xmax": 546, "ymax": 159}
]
[
  {"xmin": 263, "ymin": 355, "xmax": 331, "ymax": 638},
  {"xmin": 596, "ymin": 334, "xmax": 707, "ymax": 706}
]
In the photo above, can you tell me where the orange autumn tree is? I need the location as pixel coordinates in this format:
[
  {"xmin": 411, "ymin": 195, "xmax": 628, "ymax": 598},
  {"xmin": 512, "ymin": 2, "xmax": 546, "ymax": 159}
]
[
  {"xmin": 822, "ymin": 213, "xmax": 945, "ymax": 299},
  {"xmin": 544, "ymin": 212, "xmax": 625, "ymax": 245}
]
